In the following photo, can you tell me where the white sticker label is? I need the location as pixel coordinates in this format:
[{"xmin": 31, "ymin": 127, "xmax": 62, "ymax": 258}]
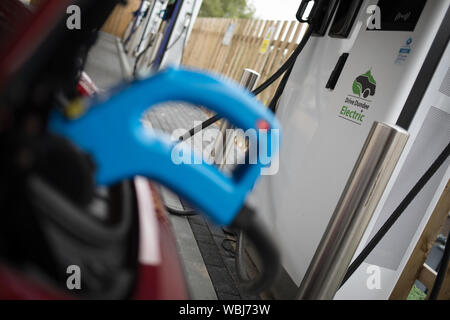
[{"xmin": 222, "ymin": 23, "xmax": 236, "ymax": 46}]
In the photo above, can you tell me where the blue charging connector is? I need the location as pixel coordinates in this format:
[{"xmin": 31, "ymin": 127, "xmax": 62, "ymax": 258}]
[{"xmin": 50, "ymin": 67, "xmax": 280, "ymax": 226}]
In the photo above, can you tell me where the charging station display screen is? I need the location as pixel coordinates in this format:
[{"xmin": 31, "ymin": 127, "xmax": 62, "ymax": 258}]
[{"xmin": 374, "ymin": 0, "xmax": 427, "ymax": 31}]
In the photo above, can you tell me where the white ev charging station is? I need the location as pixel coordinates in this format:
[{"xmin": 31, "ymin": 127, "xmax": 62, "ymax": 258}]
[
  {"xmin": 127, "ymin": 0, "xmax": 202, "ymax": 73},
  {"xmin": 159, "ymin": 0, "xmax": 202, "ymax": 68},
  {"xmin": 249, "ymin": 0, "xmax": 450, "ymax": 299}
]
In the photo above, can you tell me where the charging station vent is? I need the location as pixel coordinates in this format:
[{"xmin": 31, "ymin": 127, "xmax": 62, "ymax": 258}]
[{"xmin": 439, "ymin": 67, "xmax": 450, "ymax": 97}]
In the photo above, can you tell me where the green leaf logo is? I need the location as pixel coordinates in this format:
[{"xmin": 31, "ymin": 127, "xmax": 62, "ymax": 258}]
[
  {"xmin": 353, "ymin": 80, "xmax": 362, "ymax": 96},
  {"xmin": 364, "ymin": 69, "xmax": 376, "ymax": 85},
  {"xmin": 352, "ymin": 69, "xmax": 376, "ymax": 98}
]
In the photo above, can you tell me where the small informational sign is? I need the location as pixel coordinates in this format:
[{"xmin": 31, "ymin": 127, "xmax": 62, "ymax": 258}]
[
  {"xmin": 395, "ymin": 37, "xmax": 413, "ymax": 65},
  {"xmin": 222, "ymin": 23, "xmax": 236, "ymax": 46},
  {"xmin": 259, "ymin": 26, "xmax": 275, "ymax": 54}
]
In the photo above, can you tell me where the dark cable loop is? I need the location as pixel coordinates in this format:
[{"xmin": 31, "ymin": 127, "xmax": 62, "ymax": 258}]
[{"xmin": 231, "ymin": 205, "xmax": 280, "ymax": 293}]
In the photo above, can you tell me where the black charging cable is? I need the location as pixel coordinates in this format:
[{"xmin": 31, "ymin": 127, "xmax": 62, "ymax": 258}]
[
  {"xmin": 231, "ymin": 205, "xmax": 280, "ymax": 293},
  {"xmin": 268, "ymin": 64, "xmax": 294, "ymax": 113},
  {"xmin": 165, "ymin": 199, "xmax": 196, "ymax": 216},
  {"xmin": 340, "ymin": 141, "xmax": 450, "ymax": 288},
  {"xmin": 178, "ymin": 24, "xmax": 315, "ymax": 142}
]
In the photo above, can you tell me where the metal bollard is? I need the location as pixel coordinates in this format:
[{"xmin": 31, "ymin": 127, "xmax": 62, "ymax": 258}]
[
  {"xmin": 296, "ymin": 122, "xmax": 409, "ymax": 300},
  {"xmin": 210, "ymin": 68, "xmax": 260, "ymax": 167}
]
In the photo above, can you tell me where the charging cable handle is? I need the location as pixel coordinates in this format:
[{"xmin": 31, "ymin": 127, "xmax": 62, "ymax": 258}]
[
  {"xmin": 49, "ymin": 66, "xmax": 281, "ymax": 227},
  {"xmin": 297, "ymin": 0, "xmax": 331, "ymax": 25},
  {"xmin": 232, "ymin": 205, "xmax": 280, "ymax": 293}
]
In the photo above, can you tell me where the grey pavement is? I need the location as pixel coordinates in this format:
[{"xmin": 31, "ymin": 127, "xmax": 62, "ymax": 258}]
[{"xmin": 84, "ymin": 32, "xmax": 124, "ymax": 90}]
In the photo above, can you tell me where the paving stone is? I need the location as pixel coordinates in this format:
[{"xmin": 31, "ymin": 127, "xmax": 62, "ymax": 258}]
[
  {"xmin": 198, "ymin": 243, "xmax": 225, "ymax": 267},
  {"xmin": 217, "ymin": 293, "xmax": 241, "ymax": 300},
  {"xmin": 188, "ymin": 214, "xmax": 207, "ymax": 226},
  {"xmin": 189, "ymin": 223, "xmax": 216, "ymax": 245},
  {"xmin": 205, "ymin": 218, "xmax": 227, "ymax": 238},
  {"xmin": 206, "ymin": 265, "xmax": 240, "ymax": 296},
  {"xmin": 193, "ymin": 233, "xmax": 216, "ymax": 246},
  {"xmin": 189, "ymin": 221, "xmax": 210, "ymax": 235}
]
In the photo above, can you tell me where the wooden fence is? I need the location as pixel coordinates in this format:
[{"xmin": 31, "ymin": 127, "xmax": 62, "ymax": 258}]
[
  {"xmin": 101, "ymin": 0, "xmax": 141, "ymax": 38},
  {"xmin": 182, "ymin": 18, "xmax": 307, "ymax": 104}
]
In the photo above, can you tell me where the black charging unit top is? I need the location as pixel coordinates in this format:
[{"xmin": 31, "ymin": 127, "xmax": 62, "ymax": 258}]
[
  {"xmin": 297, "ymin": 0, "xmax": 340, "ymax": 36},
  {"xmin": 328, "ymin": 0, "xmax": 363, "ymax": 38},
  {"xmin": 370, "ymin": 0, "xmax": 427, "ymax": 32}
]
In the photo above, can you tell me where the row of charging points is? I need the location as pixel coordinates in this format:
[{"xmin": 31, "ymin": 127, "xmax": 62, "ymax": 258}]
[{"xmin": 124, "ymin": 0, "xmax": 201, "ymax": 75}]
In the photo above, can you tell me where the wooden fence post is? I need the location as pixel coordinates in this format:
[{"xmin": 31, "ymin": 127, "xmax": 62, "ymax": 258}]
[{"xmin": 390, "ymin": 180, "xmax": 450, "ymax": 300}]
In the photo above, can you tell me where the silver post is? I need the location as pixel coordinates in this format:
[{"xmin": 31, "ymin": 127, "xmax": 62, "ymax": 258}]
[
  {"xmin": 296, "ymin": 122, "xmax": 409, "ymax": 300},
  {"xmin": 239, "ymin": 68, "xmax": 260, "ymax": 90},
  {"xmin": 210, "ymin": 69, "xmax": 260, "ymax": 166}
]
